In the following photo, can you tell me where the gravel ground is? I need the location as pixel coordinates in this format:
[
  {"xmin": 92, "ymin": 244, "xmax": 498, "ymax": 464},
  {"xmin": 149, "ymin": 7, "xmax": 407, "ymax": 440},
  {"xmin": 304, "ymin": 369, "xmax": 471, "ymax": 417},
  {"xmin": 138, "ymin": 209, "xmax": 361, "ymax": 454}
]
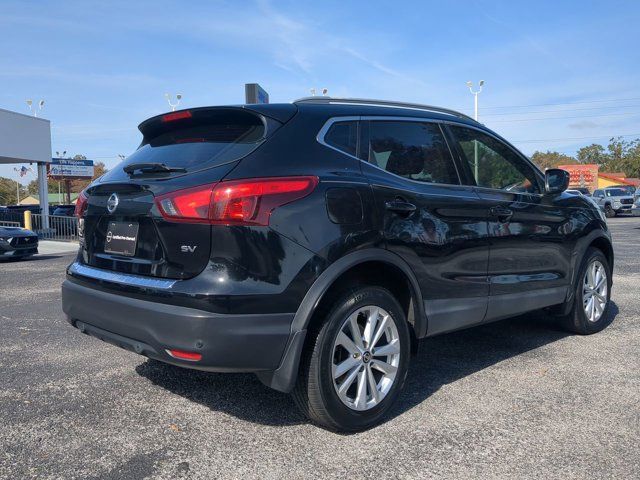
[{"xmin": 1, "ymin": 218, "xmax": 639, "ymax": 479}]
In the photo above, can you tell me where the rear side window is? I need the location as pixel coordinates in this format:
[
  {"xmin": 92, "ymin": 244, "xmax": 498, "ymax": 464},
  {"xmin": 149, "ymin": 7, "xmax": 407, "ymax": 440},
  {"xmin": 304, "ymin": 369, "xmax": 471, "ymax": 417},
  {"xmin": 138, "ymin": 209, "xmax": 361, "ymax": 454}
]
[
  {"xmin": 367, "ymin": 121, "xmax": 459, "ymax": 185},
  {"xmin": 324, "ymin": 121, "xmax": 358, "ymax": 156},
  {"xmin": 122, "ymin": 109, "xmax": 266, "ymax": 172}
]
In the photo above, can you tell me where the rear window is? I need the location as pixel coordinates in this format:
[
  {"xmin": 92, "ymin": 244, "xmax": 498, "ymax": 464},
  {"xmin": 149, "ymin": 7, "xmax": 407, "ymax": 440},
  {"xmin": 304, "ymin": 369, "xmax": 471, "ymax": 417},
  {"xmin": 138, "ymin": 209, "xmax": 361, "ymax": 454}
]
[
  {"xmin": 324, "ymin": 121, "xmax": 358, "ymax": 156},
  {"xmin": 122, "ymin": 109, "xmax": 266, "ymax": 172}
]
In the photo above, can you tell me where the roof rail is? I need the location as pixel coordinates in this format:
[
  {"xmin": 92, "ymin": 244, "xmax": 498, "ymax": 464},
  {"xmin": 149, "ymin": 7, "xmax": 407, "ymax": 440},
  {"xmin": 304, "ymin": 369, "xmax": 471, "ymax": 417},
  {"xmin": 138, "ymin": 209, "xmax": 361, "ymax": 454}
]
[{"xmin": 293, "ymin": 96, "xmax": 476, "ymax": 122}]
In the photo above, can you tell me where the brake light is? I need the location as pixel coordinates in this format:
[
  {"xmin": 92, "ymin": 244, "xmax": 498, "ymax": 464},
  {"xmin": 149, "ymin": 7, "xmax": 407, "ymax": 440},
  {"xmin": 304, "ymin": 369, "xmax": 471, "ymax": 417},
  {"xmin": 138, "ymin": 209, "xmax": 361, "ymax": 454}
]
[
  {"xmin": 161, "ymin": 110, "xmax": 192, "ymax": 122},
  {"xmin": 74, "ymin": 190, "xmax": 88, "ymax": 217},
  {"xmin": 166, "ymin": 349, "xmax": 202, "ymax": 362},
  {"xmin": 155, "ymin": 176, "xmax": 318, "ymax": 226}
]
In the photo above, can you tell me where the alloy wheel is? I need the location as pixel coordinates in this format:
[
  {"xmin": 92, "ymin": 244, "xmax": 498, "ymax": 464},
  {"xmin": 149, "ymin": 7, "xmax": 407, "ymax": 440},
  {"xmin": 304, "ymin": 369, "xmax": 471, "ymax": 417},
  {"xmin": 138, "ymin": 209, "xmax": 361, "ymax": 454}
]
[
  {"xmin": 331, "ymin": 306, "xmax": 401, "ymax": 411},
  {"xmin": 583, "ymin": 260, "xmax": 608, "ymax": 323}
]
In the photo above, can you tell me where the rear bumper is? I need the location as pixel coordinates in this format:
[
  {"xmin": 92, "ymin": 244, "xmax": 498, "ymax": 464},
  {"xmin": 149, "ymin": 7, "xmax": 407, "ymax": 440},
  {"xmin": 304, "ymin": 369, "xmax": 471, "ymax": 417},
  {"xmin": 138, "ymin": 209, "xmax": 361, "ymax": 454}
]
[{"xmin": 61, "ymin": 279, "xmax": 294, "ymax": 372}]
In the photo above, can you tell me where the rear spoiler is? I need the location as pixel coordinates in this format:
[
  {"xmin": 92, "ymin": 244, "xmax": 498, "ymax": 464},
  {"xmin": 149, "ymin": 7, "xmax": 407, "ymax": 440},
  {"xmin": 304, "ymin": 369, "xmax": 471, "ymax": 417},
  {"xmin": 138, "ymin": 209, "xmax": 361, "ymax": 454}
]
[{"xmin": 138, "ymin": 105, "xmax": 297, "ymax": 140}]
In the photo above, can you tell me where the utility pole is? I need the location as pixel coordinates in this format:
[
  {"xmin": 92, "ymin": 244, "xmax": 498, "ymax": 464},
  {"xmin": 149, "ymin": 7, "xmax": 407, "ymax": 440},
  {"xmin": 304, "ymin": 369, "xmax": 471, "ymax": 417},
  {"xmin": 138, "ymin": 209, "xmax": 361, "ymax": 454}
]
[{"xmin": 466, "ymin": 80, "xmax": 485, "ymax": 182}]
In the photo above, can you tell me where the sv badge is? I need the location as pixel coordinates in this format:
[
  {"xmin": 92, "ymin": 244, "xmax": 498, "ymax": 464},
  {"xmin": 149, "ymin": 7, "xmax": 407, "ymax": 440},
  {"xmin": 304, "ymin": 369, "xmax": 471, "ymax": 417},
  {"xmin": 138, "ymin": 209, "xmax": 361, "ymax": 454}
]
[{"xmin": 181, "ymin": 245, "xmax": 197, "ymax": 253}]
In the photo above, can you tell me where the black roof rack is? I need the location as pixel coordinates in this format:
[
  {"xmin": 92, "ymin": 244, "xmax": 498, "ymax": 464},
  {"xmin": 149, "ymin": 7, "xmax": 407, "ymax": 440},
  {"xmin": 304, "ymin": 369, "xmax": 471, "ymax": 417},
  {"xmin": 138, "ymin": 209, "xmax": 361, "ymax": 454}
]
[{"xmin": 293, "ymin": 96, "xmax": 476, "ymax": 123}]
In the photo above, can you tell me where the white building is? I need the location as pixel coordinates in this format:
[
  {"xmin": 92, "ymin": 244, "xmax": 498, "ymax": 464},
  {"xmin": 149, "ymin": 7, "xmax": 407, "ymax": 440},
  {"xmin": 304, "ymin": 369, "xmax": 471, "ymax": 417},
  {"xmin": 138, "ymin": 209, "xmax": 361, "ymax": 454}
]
[{"xmin": 0, "ymin": 107, "xmax": 52, "ymax": 226}]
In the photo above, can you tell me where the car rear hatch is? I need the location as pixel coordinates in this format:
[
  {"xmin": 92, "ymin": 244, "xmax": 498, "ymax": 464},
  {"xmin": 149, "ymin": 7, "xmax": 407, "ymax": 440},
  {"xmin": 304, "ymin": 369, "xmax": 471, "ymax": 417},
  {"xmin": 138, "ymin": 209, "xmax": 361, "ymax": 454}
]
[{"xmin": 78, "ymin": 105, "xmax": 295, "ymax": 280}]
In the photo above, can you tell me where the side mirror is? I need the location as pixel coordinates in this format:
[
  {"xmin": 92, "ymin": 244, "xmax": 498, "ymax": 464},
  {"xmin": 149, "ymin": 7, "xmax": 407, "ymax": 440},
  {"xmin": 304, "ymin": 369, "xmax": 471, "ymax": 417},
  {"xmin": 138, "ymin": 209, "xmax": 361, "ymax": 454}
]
[{"xmin": 545, "ymin": 168, "xmax": 570, "ymax": 195}]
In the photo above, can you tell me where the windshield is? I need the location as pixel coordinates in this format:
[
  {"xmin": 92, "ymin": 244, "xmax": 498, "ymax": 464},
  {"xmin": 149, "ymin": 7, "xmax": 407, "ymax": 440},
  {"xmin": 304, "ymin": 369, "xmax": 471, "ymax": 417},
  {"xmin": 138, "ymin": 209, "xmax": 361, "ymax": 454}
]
[{"xmin": 605, "ymin": 188, "xmax": 626, "ymax": 197}]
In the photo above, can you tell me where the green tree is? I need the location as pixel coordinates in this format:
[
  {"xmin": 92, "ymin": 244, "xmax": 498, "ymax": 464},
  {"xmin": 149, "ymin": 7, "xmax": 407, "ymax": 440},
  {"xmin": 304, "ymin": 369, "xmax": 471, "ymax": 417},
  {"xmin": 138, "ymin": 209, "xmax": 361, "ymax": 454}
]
[
  {"xmin": 601, "ymin": 137, "xmax": 640, "ymax": 178},
  {"xmin": 530, "ymin": 150, "xmax": 577, "ymax": 170},
  {"xmin": 576, "ymin": 144, "xmax": 608, "ymax": 165},
  {"xmin": 0, "ymin": 177, "xmax": 28, "ymax": 205}
]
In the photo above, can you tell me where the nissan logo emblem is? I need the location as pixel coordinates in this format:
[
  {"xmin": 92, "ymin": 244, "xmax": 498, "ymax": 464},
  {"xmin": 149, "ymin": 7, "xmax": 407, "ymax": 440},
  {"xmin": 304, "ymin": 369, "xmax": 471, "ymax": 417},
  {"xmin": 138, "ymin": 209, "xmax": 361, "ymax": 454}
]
[{"xmin": 107, "ymin": 193, "xmax": 119, "ymax": 213}]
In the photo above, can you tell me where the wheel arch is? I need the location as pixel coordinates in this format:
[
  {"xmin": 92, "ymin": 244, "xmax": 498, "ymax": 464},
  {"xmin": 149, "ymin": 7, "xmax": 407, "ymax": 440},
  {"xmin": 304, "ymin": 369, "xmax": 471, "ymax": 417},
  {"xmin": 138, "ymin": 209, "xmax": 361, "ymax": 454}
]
[
  {"xmin": 589, "ymin": 235, "xmax": 614, "ymax": 270},
  {"xmin": 256, "ymin": 248, "xmax": 426, "ymax": 393},
  {"xmin": 291, "ymin": 249, "xmax": 426, "ymax": 338}
]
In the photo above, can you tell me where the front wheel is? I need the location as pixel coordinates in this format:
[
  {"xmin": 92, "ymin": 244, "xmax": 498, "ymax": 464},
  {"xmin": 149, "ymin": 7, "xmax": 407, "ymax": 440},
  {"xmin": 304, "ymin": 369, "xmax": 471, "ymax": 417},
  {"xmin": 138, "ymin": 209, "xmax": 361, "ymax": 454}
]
[
  {"xmin": 604, "ymin": 204, "xmax": 615, "ymax": 218},
  {"xmin": 560, "ymin": 247, "xmax": 613, "ymax": 334},
  {"xmin": 292, "ymin": 286, "xmax": 411, "ymax": 431}
]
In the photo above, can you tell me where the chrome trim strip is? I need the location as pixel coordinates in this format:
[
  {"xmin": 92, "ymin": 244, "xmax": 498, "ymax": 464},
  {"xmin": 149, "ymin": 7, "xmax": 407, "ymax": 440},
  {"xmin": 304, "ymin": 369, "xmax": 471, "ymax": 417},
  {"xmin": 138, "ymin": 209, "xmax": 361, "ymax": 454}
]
[
  {"xmin": 69, "ymin": 262, "xmax": 177, "ymax": 289},
  {"xmin": 315, "ymin": 116, "xmax": 362, "ymax": 161},
  {"xmin": 294, "ymin": 96, "xmax": 476, "ymax": 122}
]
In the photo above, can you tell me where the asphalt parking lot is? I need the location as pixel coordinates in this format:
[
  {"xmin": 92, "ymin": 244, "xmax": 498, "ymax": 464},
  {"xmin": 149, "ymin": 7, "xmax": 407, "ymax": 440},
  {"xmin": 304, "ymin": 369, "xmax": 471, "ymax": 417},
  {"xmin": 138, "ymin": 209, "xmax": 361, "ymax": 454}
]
[{"xmin": 1, "ymin": 218, "xmax": 639, "ymax": 479}]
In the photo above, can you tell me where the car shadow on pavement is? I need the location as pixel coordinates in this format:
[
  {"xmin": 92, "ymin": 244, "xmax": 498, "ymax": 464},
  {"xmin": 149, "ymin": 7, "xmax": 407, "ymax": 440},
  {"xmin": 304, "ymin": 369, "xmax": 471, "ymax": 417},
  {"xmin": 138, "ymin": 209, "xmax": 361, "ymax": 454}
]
[
  {"xmin": 0, "ymin": 254, "xmax": 64, "ymax": 262},
  {"xmin": 135, "ymin": 302, "xmax": 619, "ymax": 431}
]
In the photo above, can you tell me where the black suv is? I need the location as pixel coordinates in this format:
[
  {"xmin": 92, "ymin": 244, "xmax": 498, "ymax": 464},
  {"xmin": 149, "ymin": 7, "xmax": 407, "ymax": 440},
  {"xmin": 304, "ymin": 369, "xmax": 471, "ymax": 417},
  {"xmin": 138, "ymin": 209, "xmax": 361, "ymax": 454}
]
[{"xmin": 62, "ymin": 98, "xmax": 614, "ymax": 431}]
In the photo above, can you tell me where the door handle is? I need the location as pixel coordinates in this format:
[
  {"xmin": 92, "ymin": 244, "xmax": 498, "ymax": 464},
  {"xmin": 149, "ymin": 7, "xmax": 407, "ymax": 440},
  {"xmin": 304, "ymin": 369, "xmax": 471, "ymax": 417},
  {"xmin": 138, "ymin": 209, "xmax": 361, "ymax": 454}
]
[
  {"xmin": 385, "ymin": 200, "xmax": 417, "ymax": 215},
  {"xmin": 489, "ymin": 205, "xmax": 513, "ymax": 222}
]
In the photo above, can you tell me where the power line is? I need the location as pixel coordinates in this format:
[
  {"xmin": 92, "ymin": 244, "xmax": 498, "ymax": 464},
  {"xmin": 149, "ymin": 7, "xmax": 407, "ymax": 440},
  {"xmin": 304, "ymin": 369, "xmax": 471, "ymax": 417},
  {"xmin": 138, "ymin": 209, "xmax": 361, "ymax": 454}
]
[
  {"xmin": 514, "ymin": 133, "xmax": 640, "ymax": 144},
  {"xmin": 490, "ymin": 111, "xmax": 640, "ymax": 123},
  {"xmin": 481, "ymin": 104, "xmax": 640, "ymax": 117},
  {"xmin": 478, "ymin": 96, "xmax": 640, "ymax": 111}
]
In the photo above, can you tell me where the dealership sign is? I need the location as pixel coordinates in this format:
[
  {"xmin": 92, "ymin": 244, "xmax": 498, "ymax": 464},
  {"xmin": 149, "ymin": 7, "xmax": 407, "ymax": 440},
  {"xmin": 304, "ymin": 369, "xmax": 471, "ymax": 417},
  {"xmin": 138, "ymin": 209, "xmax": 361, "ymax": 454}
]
[{"xmin": 48, "ymin": 158, "xmax": 94, "ymax": 179}]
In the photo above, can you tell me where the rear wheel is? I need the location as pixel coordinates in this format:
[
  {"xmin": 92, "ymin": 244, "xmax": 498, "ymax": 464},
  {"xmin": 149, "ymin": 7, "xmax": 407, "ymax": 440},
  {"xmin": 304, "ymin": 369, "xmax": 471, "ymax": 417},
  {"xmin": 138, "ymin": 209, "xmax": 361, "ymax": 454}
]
[
  {"xmin": 560, "ymin": 247, "xmax": 612, "ymax": 334},
  {"xmin": 292, "ymin": 286, "xmax": 410, "ymax": 431}
]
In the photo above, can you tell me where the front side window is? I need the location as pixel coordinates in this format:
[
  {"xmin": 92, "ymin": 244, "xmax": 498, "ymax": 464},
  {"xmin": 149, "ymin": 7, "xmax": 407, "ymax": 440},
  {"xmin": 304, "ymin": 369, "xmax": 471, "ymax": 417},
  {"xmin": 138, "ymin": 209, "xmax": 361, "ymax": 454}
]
[
  {"xmin": 367, "ymin": 121, "xmax": 459, "ymax": 185},
  {"xmin": 449, "ymin": 125, "xmax": 541, "ymax": 194}
]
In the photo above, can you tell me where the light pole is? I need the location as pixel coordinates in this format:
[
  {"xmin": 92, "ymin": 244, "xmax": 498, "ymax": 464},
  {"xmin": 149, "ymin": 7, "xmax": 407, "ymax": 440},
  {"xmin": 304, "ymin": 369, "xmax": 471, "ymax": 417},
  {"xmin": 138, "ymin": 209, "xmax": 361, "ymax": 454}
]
[
  {"xmin": 164, "ymin": 93, "xmax": 182, "ymax": 111},
  {"xmin": 466, "ymin": 80, "xmax": 485, "ymax": 181},
  {"xmin": 26, "ymin": 99, "xmax": 45, "ymax": 117}
]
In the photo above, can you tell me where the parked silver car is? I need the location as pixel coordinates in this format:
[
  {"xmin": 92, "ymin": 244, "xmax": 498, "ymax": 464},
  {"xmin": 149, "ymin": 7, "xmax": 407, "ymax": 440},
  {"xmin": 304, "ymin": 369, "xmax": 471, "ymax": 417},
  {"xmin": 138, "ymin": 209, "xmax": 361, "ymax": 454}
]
[{"xmin": 592, "ymin": 187, "xmax": 635, "ymax": 217}]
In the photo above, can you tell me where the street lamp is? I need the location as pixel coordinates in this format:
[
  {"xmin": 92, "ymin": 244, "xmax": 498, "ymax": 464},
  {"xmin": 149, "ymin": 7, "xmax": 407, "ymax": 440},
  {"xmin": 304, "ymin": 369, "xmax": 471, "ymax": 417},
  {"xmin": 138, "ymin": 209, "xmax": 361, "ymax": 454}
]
[
  {"xmin": 466, "ymin": 80, "xmax": 484, "ymax": 121},
  {"xmin": 26, "ymin": 99, "xmax": 45, "ymax": 117},
  {"xmin": 466, "ymin": 80, "xmax": 485, "ymax": 181},
  {"xmin": 164, "ymin": 93, "xmax": 182, "ymax": 111}
]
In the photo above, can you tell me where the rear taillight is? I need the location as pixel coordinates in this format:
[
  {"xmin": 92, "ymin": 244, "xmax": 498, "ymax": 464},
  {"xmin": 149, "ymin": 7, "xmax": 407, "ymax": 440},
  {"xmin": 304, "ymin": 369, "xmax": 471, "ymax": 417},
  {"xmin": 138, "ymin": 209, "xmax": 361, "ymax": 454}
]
[
  {"xmin": 74, "ymin": 190, "xmax": 88, "ymax": 217},
  {"xmin": 155, "ymin": 176, "xmax": 318, "ymax": 226}
]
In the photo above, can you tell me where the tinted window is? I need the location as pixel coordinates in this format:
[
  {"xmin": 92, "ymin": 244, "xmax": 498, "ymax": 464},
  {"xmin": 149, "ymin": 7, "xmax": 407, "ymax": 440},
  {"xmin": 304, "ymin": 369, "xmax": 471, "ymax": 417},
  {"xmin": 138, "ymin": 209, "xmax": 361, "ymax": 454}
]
[
  {"xmin": 450, "ymin": 126, "xmax": 541, "ymax": 194},
  {"xmin": 120, "ymin": 110, "xmax": 266, "ymax": 173},
  {"xmin": 605, "ymin": 188, "xmax": 626, "ymax": 197},
  {"xmin": 367, "ymin": 121, "xmax": 459, "ymax": 185},
  {"xmin": 324, "ymin": 121, "xmax": 357, "ymax": 156}
]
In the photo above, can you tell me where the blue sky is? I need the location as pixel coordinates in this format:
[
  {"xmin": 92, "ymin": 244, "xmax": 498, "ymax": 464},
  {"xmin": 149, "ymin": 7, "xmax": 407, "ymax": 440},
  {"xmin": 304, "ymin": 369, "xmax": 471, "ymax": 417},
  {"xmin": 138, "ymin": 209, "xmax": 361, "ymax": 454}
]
[{"xmin": 2, "ymin": 0, "xmax": 640, "ymax": 183}]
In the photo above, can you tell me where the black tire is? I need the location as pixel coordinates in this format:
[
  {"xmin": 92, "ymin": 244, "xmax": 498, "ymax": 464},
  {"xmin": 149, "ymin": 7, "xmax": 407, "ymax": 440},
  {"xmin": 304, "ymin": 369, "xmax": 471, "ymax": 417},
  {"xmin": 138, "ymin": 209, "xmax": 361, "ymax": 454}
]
[
  {"xmin": 292, "ymin": 286, "xmax": 411, "ymax": 432},
  {"xmin": 560, "ymin": 247, "xmax": 613, "ymax": 335},
  {"xmin": 604, "ymin": 204, "xmax": 615, "ymax": 218}
]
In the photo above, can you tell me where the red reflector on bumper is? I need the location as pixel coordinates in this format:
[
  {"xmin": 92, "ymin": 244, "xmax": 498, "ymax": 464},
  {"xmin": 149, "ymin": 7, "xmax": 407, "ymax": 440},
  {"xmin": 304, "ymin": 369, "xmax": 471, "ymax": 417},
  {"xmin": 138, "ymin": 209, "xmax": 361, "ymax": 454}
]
[{"xmin": 166, "ymin": 349, "xmax": 202, "ymax": 361}]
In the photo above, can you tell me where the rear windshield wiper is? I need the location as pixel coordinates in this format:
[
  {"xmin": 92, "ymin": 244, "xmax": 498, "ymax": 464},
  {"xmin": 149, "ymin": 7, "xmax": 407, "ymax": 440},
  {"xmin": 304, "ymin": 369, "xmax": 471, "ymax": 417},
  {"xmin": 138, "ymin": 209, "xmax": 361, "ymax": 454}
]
[{"xmin": 123, "ymin": 163, "xmax": 186, "ymax": 175}]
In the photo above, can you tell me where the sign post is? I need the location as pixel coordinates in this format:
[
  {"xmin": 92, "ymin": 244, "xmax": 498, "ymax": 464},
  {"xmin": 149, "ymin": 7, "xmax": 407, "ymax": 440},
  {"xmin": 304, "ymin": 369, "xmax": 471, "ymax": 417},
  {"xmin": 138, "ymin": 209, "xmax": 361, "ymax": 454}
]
[{"xmin": 245, "ymin": 83, "xmax": 269, "ymax": 104}]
